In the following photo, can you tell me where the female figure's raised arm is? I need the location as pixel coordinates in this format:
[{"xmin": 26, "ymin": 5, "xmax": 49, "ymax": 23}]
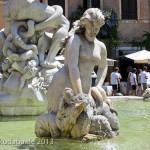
[
  {"xmin": 66, "ymin": 34, "xmax": 83, "ymax": 95},
  {"xmin": 95, "ymin": 42, "xmax": 108, "ymax": 87}
]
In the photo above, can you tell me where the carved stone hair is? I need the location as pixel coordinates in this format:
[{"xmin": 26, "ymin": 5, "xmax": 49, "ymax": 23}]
[
  {"xmin": 72, "ymin": 8, "xmax": 105, "ymax": 34},
  {"xmin": 60, "ymin": 8, "xmax": 105, "ymax": 49},
  {"xmin": 80, "ymin": 8, "xmax": 105, "ymax": 26}
]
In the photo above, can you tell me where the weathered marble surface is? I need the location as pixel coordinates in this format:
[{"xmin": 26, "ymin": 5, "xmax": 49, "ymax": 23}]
[
  {"xmin": 35, "ymin": 8, "xmax": 119, "ymax": 141},
  {"xmin": 35, "ymin": 88, "xmax": 119, "ymax": 140},
  {"xmin": 0, "ymin": 1, "xmax": 119, "ymax": 141},
  {"xmin": 0, "ymin": 0, "xmax": 69, "ymax": 115}
]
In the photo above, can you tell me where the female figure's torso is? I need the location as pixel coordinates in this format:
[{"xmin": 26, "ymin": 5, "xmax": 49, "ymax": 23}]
[{"xmin": 65, "ymin": 34, "xmax": 102, "ymax": 93}]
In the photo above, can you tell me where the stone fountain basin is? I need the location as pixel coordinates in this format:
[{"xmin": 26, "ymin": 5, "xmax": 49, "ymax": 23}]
[
  {"xmin": 0, "ymin": 95, "xmax": 144, "ymax": 116},
  {"xmin": 0, "ymin": 89, "xmax": 47, "ymax": 116}
]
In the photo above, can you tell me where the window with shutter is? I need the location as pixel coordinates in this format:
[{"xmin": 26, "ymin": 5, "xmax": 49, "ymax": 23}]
[
  {"xmin": 48, "ymin": 0, "xmax": 65, "ymax": 15},
  {"xmin": 121, "ymin": 0, "xmax": 137, "ymax": 20},
  {"xmin": 83, "ymin": 0, "xmax": 100, "ymax": 11}
]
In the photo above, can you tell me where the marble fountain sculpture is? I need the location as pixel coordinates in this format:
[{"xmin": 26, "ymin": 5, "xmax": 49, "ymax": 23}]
[
  {"xmin": 0, "ymin": 0, "xmax": 69, "ymax": 115},
  {"xmin": 0, "ymin": 0, "xmax": 119, "ymax": 141},
  {"xmin": 35, "ymin": 8, "xmax": 119, "ymax": 141}
]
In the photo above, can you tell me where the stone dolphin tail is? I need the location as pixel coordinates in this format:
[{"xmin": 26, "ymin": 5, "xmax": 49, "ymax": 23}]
[
  {"xmin": 2, "ymin": 33, "xmax": 17, "ymax": 57},
  {"xmin": 3, "ymin": 0, "xmax": 63, "ymax": 31},
  {"xmin": 3, "ymin": 0, "xmax": 64, "ymax": 55},
  {"xmin": 11, "ymin": 21, "xmax": 38, "ymax": 55},
  {"xmin": 35, "ymin": 5, "xmax": 63, "ymax": 31},
  {"xmin": 18, "ymin": 20, "xmax": 35, "ymax": 38}
]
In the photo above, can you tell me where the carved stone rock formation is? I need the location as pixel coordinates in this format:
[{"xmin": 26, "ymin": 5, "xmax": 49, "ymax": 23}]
[
  {"xmin": 0, "ymin": 0, "xmax": 69, "ymax": 115},
  {"xmin": 35, "ymin": 88, "xmax": 119, "ymax": 141}
]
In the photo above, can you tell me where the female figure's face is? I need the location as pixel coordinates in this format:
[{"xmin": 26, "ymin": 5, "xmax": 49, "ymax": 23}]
[{"xmin": 84, "ymin": 19, "xmax": 101, "ymax": 42}]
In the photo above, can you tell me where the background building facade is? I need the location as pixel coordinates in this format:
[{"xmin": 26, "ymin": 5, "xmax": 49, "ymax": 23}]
[
  {"xmin": 0, "ymin": 0, "xmax": 149, "ymax": 48},
  {"xmin": 0, "ymin": 0, "xmax": 150, "ymax": 81}
]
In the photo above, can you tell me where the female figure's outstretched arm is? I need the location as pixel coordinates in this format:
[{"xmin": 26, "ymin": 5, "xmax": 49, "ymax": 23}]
[
  {"xmin": 66, "ymin": 34, "xmax": 83, "ymax": 95},
  {"xmin": 96, "ymin": 42, "xmax": 107, "ymax": 87}
]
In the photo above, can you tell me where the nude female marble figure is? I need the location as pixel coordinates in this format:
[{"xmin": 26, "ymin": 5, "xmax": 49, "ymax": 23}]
[
  {"xmin": 47, "ymin": 8, "xmax": 107, "ymax": 113},
  {"xmin": 35, "ymin": 8, "xmax": 119, "ymax": 139}
]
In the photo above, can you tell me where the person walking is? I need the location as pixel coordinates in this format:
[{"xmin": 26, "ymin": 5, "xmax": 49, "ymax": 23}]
[
  {"xmin": 110, "ymin": 67, "xmax": 122, "ymax": 96},
  {"xmin": 141, "ymin": 66, "xmax": 148, "ymax": 95},
  {"xmin": 130, "ymin": 68, "xmax": 138, "ymax": 96}
]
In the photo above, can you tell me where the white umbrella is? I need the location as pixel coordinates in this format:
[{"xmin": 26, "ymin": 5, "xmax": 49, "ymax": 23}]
[
  {"xmin": 107, "ymin": 58, "xmax": 117, "ymax": 66},
  {"xmin": 125, "ymin": 50, "xmax": 150, "ymax": 64},
  {"xmin": 107, "ymin": 58, "xmax": 117, "ymax": 62}
]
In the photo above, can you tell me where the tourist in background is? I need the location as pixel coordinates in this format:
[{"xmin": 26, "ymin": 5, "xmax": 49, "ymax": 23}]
[
  {"xmin": 137, "ymin": 69, "xmax": 142, "ymax": 96},
  {"xmin": 130, "ymin": 68, "xmax": 137, "ymax": 96},
  {"xmin": 126, "ymin": 72, "xmax": 132, "ymax": 95},
  {"xmin": 141, "ymin": 66, "xmax": 148, "ymax": 95},
  {"xmin": 0, "ymin": 69, "xmax": 2, "ymax": 80},
  {"xmin": 110, "ymin": 67, "xmax": 122, "ymax": 96}
]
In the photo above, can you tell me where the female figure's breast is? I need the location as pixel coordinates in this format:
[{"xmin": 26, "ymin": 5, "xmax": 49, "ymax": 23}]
[
  {"xmin": 79, "ymin": 40, "xmax": 101, "ymax": 66},
  {"xmin": 78, "ymin": 40, "xmax": 101, "ymax": 93}
]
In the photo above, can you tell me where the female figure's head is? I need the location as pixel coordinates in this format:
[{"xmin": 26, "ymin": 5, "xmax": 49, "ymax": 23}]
[
  {"xmin": 61, "ymin": 8, "xmax": 105, "ymax": 48},
  {"xmin": 72, "ymin": 8, "xmax": 105, "ymax": 41}
]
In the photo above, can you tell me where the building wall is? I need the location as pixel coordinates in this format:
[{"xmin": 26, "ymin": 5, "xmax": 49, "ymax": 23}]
[
  {"xmin": 0, "ymin": 0, "xmax": 150, "ymax": 43},
  {"xmin": 140, "ymin": 0, "xmax": 150, "ymax": 20},
  {"xmin": 118, "ymin": 21, "xmax": 150, "ymax": 42},
  {"xmin": 118, "ymin": 0, "xmax": 150, "ymax": 42},
  {"xmin": 103, "ymin": 0, "xmax": 120, "ymax": 14},
  {"xmin": 0, "ymin": 3, "xmax": 5, "ymax": 29},
  {"xmin": 68, "ymin": 0, "xmax": 83, "ymax": 17}
]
